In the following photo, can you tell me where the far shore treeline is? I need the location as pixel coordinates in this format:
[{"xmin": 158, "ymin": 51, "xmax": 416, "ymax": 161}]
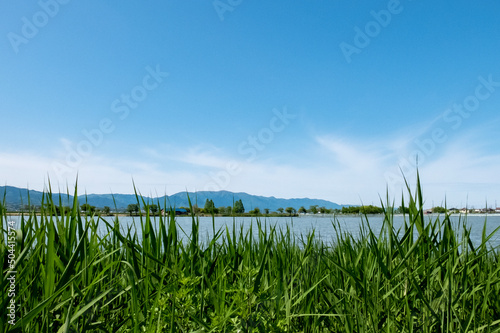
[
  {"xmin": 0, "ymin": 183, "xmax": 500, "ymax": 217},
  {"xmin": 5, "ymin": 199, "xmax": 488, "ymax": 218},
  {"xmin": 3, "ymin": 185, "xmax": 499, "ymax": 217}
]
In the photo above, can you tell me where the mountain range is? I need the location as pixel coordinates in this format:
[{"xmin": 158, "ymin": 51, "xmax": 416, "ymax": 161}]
[{"xmin": 0, "ymin": 186, "xmax": 345, "ymax": 212}]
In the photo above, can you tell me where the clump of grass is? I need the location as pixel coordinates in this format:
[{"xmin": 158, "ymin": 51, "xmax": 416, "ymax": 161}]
[{"xmin": 1, "ymin": 174, "xmax": 500, "ymax": 332}]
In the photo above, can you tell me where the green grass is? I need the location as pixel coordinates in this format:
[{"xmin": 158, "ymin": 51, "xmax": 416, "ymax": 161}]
[{"xmin": 1, "ymin": 175, "xmax": 500, "ymax": 332}]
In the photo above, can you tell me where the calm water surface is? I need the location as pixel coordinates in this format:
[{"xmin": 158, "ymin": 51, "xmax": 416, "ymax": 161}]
[
  {"xmin": 6, "ymin": 214, "xmax": 500, "ymax": 248},
  {"xmin": 103, "ymin": 214, "xmax": 500, "ymax": 247}
]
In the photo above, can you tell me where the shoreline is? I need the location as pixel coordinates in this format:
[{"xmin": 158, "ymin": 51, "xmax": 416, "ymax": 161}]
[{"xmin": 5, "ymin": 212, "xmax": 499, "ymax": 218}]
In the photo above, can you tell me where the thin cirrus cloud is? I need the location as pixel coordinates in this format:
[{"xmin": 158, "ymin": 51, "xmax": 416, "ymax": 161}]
[
  {"xmin": 1, "ymin": 122, "xmax": 499, "ymax": 208},
  {"xmin": 315, "ymin": 136, "xmax": 394, "ymax": 172},
  {"xmin": 313, "ymin": 126, "xmax": 500, "ymax": 208}
]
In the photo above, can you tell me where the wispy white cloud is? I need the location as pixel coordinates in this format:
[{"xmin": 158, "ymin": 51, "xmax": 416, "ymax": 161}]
[
  {"xmin": 415, "ymin": 138, "xmax": 500, "ymax": 207},
  {"xmin": 1, "ymin": 124, "xmax": 499, "ymax": 209},
  {"xmin": 0, "ymin": 149, "xmax": 200, "ymax": 195},
  {"xmin": 0, "ymin": 152, "xmax": 54, "ymax": 189},
  {"xmin": 315, "ymin": 136, "xmax": 394, "ymax": 171},
  {"xmin": 142, "ymin": 144, "xmax": 227, "ymax": 169}
]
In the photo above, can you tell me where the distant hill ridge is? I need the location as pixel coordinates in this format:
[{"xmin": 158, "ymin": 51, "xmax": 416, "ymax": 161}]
[{"xmin": 0, "ymin": 186, "xmax": 344, "ymax": 212}]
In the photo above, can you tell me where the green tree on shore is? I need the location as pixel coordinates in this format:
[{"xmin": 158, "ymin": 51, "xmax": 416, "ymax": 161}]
[
  {"xmin": 308, "ymin": 205, "xmax": 318, "ymax": 214},
  {"xmin": 395, "ymin": 206, "xmax": 410, "ymax": 214},
  {"xmin": 319, "ymin": 206, "xmax": 331, "ymax": 214},
  {"xmin": 342, "ymin": 205, "xmax": 384, "ymax": 214},
  {"xmin": 150, "ymin": 204, "xmax": 159, "ymax": 215},
  {"xmin": 81, "ymin": 203, "xmax": 96, "ymax": 215},
  {"xmin": 233, "ymin": 199, "xmax": 245, "ymax": 214},
  {"xmin": 285, "ymin": 207, "xmax": 296, "ymax": 216},
  {"xmin": 432, "ymin": 206, "xmax": 447, "ymax": 213},
  {"xmin": 127, "ymin": 204, "xmax": 139, "ymax": 216},
  {"xmin": 250, "ymin": 207, "xmax": 261, "ymax": 215},
  {"xmin": 204, "ymin": 199, "xmax": 216, "ymax": 214}
]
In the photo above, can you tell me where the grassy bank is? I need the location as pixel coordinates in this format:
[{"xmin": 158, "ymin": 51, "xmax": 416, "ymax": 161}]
[{"xmin": 1, "ymin": 177, "xmax": 500, "ymax": 332}]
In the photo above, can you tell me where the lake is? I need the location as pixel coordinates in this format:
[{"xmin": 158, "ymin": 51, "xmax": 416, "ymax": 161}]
[
  {"xmin": 6, "ymin": 214, "xmax": 500, "ymax": 248},
  {"xmin": 169, "ymin": 214, "xmax": 500, "ymax": 247}
]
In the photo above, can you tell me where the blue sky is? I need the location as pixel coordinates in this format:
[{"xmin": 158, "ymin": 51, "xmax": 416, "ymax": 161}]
[{"xmin": 1, "ymin": 0, "xmax": 499, "ymax": 208}]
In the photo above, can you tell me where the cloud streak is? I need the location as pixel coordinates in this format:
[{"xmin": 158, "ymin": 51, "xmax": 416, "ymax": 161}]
[{"xmin": 1, "ymin": 123, "xmax": 499, "ymax": 209}]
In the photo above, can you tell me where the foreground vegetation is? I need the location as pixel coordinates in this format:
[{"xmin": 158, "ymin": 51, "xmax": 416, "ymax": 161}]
[{"xmin": 2, "ymin": 176, "xmax": 500, "ymax": 332}]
